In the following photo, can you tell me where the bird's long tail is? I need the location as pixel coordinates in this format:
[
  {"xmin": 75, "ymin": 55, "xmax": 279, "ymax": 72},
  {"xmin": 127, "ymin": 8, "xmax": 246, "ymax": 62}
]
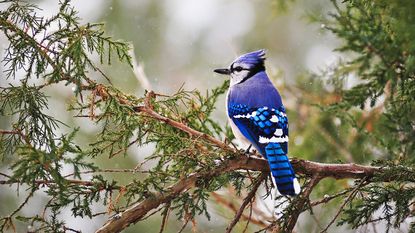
[{"xmin": 265, "ymin": 143, "xmax": 300, "ymax": 196}]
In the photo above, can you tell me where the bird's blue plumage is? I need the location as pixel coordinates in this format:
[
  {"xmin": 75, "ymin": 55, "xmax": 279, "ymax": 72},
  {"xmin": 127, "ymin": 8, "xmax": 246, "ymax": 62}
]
[
  {"xmin": 215, "ymin": 49, "xmax": 300, "ymax": 196},
  {"xmin": 265, "ymin": 143, "xmax": 297, "ymax": 196}
]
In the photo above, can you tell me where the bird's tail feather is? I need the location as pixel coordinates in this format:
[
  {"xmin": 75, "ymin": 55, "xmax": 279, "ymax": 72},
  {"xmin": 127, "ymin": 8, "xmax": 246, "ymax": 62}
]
[{"xmin": 265, "ymin": 143, "xmax": 300, "ymax": 196}]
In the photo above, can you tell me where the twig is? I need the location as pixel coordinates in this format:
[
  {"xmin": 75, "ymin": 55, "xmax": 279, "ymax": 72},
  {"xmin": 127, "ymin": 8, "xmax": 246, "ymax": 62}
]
[
  {"xmin": 211, "ymin": 192, "xmax": 268, "ymax": 228},
  {"xmin": 254, "ymin": 221, "xmax": 278, "ymax": 233},
  {"xmin": 177, "ymin": 218, "xmax": 190, "ymax": 233},
  {"xmin": 63, "ymin": 168, "xmax": 147, "ymax": 178},
  {"xmin": 88, "ymin": 61, "xmax": 113, "ymax": 86},
  {"xmin": 63, "ymin": 226, "xmax": 81, "ymax": 233},
  {"xmin": 91, "ymin": 87, "xmax": 196, "ymax": 150},
  {"xmin": 0, "ymin": 178, "xmax": 120, "ymax": 190},
  {"xmin": 284, "ymin": 175, "xmax": 322, "ymax": 232},
  {"xmin": 0, "ymin": 18, "xmax": 74, "ymax": 89},
  {"xmin": 0, "ymin": 179, "xmax": 93, "ymax": 186},
  {"xmin": 290, "ymin": 160, "xmax": 379, "ymax": 180},
  {"xmin": 92, "ymin": 212, "xmax": 108, "ymax": 217},
  {"xmin": 158, "ymin": 203, "xmax": 171, "ymax": 233},
  {"xmin": 0, "ymin": 189, "xmax": 35, "ymax": 232},
  {"xmin": 225, "ymin": 173, "xmax": 267, "ymax": 233},
  {"xmin": 0, "ymin": 129, "xmax": 30, "ymax": 144},
  {"xmin": 0, "ymin": 173, "xmax": 11, "ymax": 178},
  {"xmin": 0, "ymin": 130, "xmax": 20, "ymax": 135},
  {"xmin": 109, "ymin": 138, "xmax": 140, "ymax": 158},
  {"xmin": 42, "ymin": 197, "xmax": 55, "ymax": 219},
  {"xmin": 242, "ymin": 202, "xmax": 253, "ymax": 233},
  {"xmin": 310, "ymin": 212, "xmax": 324, "ymax": 232},
  {"xmin": 138, "ymin": 205, "xmax": 165, "ymax": 221},
  {"xmin": 319, "ymin": 178, "xmax": 368, "ymax": 233},
  {"xmin": 310, "ymin": 189, "xmax": 350, "ymax": 207},
  {"xmin": 133, "ymin": 91, "xmax": 232, "ymax": 151}
]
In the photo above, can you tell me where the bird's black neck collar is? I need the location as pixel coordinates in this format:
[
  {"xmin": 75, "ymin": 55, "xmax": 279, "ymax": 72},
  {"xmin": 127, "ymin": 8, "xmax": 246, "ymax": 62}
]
[{"xmin": 238, "ymin": 63, "xmax": 265, "ymax": 84}]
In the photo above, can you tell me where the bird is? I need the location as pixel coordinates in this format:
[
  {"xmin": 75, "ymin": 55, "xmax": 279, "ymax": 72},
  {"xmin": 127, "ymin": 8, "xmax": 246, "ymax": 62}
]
[{"xmin": 214, "ymin": 49, "xmax": 300, "ymax": 196}]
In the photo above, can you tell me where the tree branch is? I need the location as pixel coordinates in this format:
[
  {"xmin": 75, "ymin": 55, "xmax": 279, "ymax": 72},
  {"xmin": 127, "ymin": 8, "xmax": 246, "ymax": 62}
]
[
  {"xmin": 95, "ymin": 155, "xmax": 385, "ymax": 233},
  {"xmin": 0, "ymin": 178, "xmax": 106, "ymax": 187},
  {"xmin": 133, "ymin": 91, "xmax": 230, "ymax": 151}
]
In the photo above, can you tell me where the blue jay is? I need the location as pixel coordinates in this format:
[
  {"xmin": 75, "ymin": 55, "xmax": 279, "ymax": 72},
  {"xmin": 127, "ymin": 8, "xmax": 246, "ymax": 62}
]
[{"xmin": 214, "ymin": 49, "xmax": 300, "ymax": 196}]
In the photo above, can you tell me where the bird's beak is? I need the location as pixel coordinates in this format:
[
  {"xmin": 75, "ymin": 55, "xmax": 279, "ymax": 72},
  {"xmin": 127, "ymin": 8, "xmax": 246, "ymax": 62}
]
[{"xmin": 214, "ymin": 68, "xmax": 231, "ymax": 75}]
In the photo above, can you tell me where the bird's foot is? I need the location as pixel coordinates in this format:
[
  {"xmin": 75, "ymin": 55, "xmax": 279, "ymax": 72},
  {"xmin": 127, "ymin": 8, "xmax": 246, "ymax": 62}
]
[
  {"xmin": 244, "ymin": 144, "xmax": 253, "ymax": 164},
  {"xmin": 244, "ymin": 144, "xmax": 252, "ymax": 155}
]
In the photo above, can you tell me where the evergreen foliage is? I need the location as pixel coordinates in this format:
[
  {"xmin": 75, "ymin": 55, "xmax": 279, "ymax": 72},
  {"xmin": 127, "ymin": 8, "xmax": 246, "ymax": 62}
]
[
  {"xmin": 0, "ymin": 0, "xmax": 414, "ymax": 232},
  {"xmin": 319, "ymin": 0, "xmax": 415, "ymax": 230}
]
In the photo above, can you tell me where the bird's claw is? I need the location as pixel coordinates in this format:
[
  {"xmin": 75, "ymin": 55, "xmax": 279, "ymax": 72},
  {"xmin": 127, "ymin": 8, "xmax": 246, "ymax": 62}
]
[{"xmin": 244, "ymin": 144, "xmax": 253, "ymax": 164}]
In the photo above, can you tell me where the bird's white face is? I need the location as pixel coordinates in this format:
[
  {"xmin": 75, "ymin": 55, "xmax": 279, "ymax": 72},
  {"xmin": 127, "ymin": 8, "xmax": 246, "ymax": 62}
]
[{"xmin": 229, "ymin": 62, "xmax": 250, "ymax": 87}]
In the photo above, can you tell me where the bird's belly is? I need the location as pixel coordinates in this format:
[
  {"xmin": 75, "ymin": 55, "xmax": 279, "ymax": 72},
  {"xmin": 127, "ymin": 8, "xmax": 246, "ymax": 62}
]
[{"xmin": 228, "ymin": 118, "xmax": 252, "ymax": 149}]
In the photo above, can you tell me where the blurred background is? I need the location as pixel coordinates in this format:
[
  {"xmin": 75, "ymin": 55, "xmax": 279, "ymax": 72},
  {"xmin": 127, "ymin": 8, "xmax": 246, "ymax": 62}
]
[{"xmin": 0, "ymin": 0, "xmax": 367, "ymax": 232}]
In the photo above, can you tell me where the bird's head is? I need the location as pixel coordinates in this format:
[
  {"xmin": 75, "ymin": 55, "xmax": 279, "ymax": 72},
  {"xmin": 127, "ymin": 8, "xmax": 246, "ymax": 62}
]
[{"xmin": 214, "ymin": 49, "xmax": 266, "ymax": 86}]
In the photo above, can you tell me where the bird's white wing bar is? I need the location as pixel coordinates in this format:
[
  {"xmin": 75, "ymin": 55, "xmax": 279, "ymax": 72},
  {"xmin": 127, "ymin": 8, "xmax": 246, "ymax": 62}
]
[
  {"xmin": 233, "ymin": 111, "xmax": 257, "ymax": 119},
  {"xmin": 258, "ymin": 135, "xmax": 289, "ymax": 144}
]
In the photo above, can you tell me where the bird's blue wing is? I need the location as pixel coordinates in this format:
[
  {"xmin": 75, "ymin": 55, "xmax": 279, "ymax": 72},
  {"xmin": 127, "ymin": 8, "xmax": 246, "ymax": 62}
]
[
  {"xmin": 228, "ymin": 103, "xmax": 299, "ymax": 196},
  {"xmin": 228, "ymin": 103, "xmax": 289, "ymax": 154}
]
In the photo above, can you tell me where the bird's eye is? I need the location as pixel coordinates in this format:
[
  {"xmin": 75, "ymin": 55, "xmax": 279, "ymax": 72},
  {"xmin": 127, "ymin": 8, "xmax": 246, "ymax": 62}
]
[{"xmin": 234, "ymin": 66, "xmax": 243, "ymax": 72}]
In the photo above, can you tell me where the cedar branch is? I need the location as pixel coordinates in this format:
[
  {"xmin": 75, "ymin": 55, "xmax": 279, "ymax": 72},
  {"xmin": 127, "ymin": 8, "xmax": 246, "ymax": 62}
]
[{"xmin": 95, "ymin": 156, "xmax": 383, "ymax": 233}]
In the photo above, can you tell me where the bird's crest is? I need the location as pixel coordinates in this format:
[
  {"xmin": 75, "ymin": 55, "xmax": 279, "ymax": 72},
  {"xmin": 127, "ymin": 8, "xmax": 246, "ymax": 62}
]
[
  {"xmin": 214, "ymin": 49, "xmax": 267, "ymax": 86},
  {"xmin": 233, "ymin": 49, "xmax": 266, "ymax": 67}
]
